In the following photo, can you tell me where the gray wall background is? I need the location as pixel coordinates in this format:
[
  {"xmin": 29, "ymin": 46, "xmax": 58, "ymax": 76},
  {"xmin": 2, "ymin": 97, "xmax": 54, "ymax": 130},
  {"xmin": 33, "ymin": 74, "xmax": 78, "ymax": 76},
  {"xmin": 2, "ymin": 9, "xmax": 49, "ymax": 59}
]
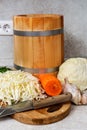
[{"xmin": 0, "ymin": 0, "xmax": 87, "ymax": 66}]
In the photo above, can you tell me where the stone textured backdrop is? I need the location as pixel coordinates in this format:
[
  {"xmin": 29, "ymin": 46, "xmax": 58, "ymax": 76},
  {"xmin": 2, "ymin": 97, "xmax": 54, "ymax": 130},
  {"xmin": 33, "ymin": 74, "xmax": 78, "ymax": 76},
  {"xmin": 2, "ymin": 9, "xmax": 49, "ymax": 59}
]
[{"xmin": 0, "ymin": 0, "xmax": 87, "ymax": 66}]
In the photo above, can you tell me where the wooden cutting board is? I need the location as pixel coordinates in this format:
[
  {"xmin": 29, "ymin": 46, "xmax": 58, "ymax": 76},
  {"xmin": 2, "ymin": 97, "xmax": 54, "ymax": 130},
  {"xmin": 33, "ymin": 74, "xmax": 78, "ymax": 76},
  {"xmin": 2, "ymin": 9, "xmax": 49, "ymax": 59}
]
[{"xmin": 11, "ymin": 102, "xmax": 71, "ymax": 125}]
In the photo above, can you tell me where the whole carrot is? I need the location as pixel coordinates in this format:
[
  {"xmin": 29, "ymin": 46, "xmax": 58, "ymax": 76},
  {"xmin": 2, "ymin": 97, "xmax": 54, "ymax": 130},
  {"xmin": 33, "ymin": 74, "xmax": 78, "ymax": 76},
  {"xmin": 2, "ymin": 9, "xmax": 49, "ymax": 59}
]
[{"xmin": 38, "ymin": 74, "xmax": 62, "ymax": 96}]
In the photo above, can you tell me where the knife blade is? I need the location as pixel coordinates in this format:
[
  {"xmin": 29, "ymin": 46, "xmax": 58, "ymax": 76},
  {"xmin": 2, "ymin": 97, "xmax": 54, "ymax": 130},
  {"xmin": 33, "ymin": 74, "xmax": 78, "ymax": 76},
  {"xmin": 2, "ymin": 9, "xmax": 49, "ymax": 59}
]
[{"xmin": 0, "ymin": 93, "xmax": 72, "ymax": 118}]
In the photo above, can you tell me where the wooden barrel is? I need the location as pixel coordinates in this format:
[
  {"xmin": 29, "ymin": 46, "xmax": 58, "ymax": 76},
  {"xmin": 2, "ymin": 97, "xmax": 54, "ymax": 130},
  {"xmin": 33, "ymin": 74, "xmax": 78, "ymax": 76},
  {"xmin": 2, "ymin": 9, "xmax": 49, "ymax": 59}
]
[{"xmin": 13, "ymin": 14, "xmax": 64, "ymax": 74}]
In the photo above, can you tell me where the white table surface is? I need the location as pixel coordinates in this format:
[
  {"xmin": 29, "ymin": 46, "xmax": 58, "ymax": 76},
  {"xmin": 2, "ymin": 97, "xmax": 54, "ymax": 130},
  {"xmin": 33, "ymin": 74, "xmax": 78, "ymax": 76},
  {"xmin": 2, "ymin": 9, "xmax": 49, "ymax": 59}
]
[{"xmin": 0, "ymin": 59, "xmax": 87, "ymax": 130}]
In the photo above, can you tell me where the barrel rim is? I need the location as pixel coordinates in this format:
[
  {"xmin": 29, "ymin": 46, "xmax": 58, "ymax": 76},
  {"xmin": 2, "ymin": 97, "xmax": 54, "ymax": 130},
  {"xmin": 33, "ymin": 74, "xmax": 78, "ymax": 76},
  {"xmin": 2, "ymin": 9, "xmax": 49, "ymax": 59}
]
[{"xmin": 13, "ymin": 14, "xmax": 63, "ymax": 18}]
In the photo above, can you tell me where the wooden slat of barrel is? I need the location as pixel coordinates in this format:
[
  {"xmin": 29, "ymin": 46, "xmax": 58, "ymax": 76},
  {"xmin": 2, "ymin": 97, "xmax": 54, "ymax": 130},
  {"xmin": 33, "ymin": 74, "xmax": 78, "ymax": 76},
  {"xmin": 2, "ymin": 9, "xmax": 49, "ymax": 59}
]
[
  {"xmin": 32, "ymin": 16, "xmax": 45, "ymax": 68},
  {"xmin": 14, "ymin": 16, "xmax": 33, "ymax": 68},
  {"xmin": 44, "ymin": 16, "xmax": 64, "ymax": 68}
]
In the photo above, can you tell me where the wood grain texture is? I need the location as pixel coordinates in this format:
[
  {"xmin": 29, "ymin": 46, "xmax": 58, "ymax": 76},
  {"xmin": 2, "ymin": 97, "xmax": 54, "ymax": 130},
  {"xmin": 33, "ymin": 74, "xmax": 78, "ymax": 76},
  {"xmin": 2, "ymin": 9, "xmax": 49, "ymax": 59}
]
[
  {"xmin": 13, "ymin": 14, "xmax": 64, "ymax": 74},
  {"xmin": 11, "ymin": 102, "xmax": 71, "ymax": 125}
]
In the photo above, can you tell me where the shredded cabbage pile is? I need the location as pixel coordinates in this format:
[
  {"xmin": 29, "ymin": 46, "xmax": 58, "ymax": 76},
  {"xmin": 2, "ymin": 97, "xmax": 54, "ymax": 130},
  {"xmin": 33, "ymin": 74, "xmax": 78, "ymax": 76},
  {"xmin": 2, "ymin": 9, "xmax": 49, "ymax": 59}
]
[{"xmin": 0, "ymin": 70, "xmax": 46, "ymax": 106}]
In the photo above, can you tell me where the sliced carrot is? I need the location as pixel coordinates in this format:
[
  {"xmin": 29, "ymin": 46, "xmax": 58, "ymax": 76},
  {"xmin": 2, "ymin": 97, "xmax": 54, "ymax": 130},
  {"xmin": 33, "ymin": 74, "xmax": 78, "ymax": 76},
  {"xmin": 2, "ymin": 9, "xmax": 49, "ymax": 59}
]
[{"xmin": 38, "ymin": 74, "xmax": 62, "ymax": 96}]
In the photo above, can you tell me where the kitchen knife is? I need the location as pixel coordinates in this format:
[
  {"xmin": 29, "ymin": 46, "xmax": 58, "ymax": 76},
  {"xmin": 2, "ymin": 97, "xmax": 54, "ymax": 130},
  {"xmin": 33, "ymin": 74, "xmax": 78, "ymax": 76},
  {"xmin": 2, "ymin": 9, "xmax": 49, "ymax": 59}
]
[{"xmin": 0, "ymin": 93, "xmax": 72, "ymax": 118}]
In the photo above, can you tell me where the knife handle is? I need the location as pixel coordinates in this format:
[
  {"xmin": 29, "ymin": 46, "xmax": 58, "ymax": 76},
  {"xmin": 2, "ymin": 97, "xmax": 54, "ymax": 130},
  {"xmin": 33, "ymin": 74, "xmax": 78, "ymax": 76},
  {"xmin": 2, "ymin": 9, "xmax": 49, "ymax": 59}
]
[{"xmin": 33, "ymin": 93, "xmax": 72, "ymax": 109}]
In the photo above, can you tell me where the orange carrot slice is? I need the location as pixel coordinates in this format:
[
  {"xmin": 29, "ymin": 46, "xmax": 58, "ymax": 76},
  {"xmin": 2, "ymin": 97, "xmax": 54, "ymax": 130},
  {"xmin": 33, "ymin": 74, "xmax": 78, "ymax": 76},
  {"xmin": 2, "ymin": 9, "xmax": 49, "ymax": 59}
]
[{"xmin": 38, "ymin": 74, "xmax": 62, "ymax": 96}]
